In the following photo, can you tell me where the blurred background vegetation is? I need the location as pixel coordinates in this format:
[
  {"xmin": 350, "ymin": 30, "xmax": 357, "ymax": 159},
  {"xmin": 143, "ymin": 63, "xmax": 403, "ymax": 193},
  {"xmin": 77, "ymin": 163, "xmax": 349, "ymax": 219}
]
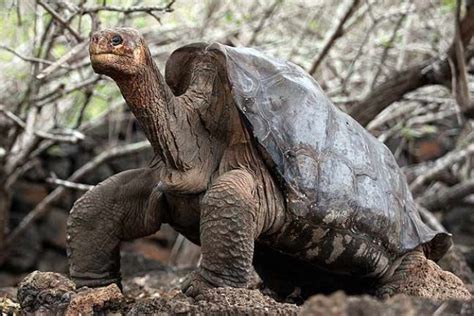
[{"xmin": 0, "ymin": 0, "xmax": 473, "ymax": 290}]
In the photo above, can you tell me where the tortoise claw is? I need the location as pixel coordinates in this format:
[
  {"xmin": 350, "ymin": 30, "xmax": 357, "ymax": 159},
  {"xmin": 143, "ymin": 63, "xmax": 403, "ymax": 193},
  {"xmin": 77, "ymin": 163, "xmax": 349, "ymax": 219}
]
[
  {"xmin": 375, "ymin": 284, "xmax": 395, "ymax": 300},
  {"xmin": 181, "ymin": 270, "xmax": 216, "ymax": 299}
]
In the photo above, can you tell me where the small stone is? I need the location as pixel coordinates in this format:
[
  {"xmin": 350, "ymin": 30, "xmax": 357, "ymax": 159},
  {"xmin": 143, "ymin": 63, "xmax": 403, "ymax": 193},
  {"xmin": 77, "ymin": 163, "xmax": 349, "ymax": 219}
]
[
  {"xmin": 65, "ymin": 284, "xmax": 124, "ymax": 315},
  {"xmin": 0, "ymin": 296, "xmax": 20, "ymax": 315},
  {"xmin": 17, "ymin": 271, "xmax": 76, "ymax": 314}
]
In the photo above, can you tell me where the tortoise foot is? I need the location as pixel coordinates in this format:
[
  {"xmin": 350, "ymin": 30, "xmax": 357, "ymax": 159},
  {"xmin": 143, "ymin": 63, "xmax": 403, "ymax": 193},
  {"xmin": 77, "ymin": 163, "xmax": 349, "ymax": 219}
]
[
  {"xmin": 377, "ymin": 250, "xmax": 471, "ymax": 300},
  {"xmin": 181, "ymin": 270, "xmax": 218, "ymax": 299}
]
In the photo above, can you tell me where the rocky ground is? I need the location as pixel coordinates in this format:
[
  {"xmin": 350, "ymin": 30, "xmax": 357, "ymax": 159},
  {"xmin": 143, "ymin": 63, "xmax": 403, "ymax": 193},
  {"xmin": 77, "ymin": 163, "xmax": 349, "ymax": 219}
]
[
  {"xmin": 1, "ymin": 272, "xmax": 473, "ymax": 316},
  {"xmin": 0, "ymin": 248, "xmax": 473, "ymax": 315}
]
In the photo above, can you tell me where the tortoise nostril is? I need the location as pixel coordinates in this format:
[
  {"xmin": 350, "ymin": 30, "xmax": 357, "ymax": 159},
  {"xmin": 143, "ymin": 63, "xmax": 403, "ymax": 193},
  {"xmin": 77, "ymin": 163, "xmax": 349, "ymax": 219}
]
[{"xmin": 91, "ymin": 34, "xmax": 99, "ymax": 44}]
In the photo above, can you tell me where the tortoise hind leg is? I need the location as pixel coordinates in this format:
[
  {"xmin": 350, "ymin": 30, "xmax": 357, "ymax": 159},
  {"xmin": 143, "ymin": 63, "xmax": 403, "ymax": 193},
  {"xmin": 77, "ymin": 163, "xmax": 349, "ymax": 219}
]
[{"xmin": 376, "ymin": 249, "xmax": 471, "ymax": 300}]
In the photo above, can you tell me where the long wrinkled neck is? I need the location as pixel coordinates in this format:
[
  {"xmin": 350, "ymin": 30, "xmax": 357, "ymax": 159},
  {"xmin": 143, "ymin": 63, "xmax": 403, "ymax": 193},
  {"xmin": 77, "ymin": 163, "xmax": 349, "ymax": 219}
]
[{"xmin": 115, "ymin": 59, "xmax": 190, "ymax": 171}]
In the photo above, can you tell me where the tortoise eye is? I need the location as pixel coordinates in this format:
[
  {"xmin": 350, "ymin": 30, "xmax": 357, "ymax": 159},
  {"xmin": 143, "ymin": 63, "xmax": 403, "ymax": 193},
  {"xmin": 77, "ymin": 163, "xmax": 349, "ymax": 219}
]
[{"xmin": 111, "ymin": 35, "xmax": 123, "ymax": 46}]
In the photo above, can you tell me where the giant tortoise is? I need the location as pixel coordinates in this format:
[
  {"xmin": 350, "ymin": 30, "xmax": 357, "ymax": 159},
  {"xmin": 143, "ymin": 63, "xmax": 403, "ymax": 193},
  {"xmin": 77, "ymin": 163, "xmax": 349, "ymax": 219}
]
[{"xmin": 67, "ymin": 27, "xmax": 471, "ymax": 301}]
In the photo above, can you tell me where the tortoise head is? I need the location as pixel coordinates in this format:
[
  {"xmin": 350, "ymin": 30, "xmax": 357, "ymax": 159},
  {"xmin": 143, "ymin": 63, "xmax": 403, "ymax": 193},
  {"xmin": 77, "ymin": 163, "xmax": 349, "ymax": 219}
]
[{"xmin": 89, "ymin": 27, "xmax": 152, "ymax": 78}]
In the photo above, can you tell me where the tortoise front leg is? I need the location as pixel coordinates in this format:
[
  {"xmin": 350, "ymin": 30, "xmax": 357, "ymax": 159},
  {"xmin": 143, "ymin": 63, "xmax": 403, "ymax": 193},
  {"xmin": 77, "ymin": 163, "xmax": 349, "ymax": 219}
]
[
  {"xmin": 182, "ymin": 169, "xmax": 259, "ymax": 297},
  {"xmin": 67, "ymin": 168, "xmax": 167, "ymax": 289}
]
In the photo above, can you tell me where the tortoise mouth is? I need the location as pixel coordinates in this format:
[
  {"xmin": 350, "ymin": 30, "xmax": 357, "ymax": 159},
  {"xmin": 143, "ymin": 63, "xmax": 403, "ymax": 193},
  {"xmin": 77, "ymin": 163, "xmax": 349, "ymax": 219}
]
[
  {"xmin": 89, "ymin": 52, "xmax": 138, "ymax": 77},
  {"xmin": 90, "ymin": 52, "xmax": 133, "ymax": 59},
  {"xmin": 89, "ymin": 52, "xmax": 134, "ymax": 67}
]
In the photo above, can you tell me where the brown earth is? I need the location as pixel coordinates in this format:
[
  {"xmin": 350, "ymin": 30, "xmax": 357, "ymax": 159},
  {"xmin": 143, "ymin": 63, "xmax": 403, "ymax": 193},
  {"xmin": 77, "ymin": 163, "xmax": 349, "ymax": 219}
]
[{"xmin": 2, "ymin": 253, "xmax": 473, "ymax": 316}]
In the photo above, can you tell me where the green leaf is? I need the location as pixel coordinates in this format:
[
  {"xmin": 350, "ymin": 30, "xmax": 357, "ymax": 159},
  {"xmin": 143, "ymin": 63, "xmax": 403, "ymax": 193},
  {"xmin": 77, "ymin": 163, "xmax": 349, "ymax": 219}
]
[{"xmin": 441, "ymin": 0, "xmax": 456, "ymax": 11}]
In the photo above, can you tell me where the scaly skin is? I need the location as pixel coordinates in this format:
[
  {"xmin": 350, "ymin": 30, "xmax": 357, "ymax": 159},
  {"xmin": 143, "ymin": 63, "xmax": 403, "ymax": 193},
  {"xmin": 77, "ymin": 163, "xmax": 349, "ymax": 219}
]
[
  {"xmin": 200, "ymin": 171, "xmax": 257, "ymax": 285},
  {"xmin": 67, "ymin": 168, "xmax": 165, "ymax": 288},
  {"xmin": 66, "ymin": 27, "xmax": 471, "ymax": 301}
]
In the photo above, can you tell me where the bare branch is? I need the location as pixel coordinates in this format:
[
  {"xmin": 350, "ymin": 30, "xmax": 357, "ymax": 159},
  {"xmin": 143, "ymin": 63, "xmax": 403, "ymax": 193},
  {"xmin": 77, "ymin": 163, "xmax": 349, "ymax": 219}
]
[
  {"xmin": 308, "ymin": 0, "xmax": 360, "ymax": 76},
  {"xmin": 80, "ymin": 2, "xmax": 175, "ymax": 15},
  {"xmin": 349, "ymin": 4, "xmax": 474, "ymax": 126},
  {"xmin": 0, "ymin": 105, "xmax": 85, "ymax": 143},
  {"xmin": 418, "ymin": 206, "xmax": 446, "ymax": 232},
  {"xmin": 247, "ymin": 0, "xmax": 281, "ymax": 46},
  {"xmin": 36, "ymin": 41, "xmax": 88, "ymax": 79},
  {"xmin": 0, "ymin": 45, "xmax": 72, "ymax": 68},
  {"xmin": 410, "ymin": 144, "xmax": 474, "ymax": 194},
  {"xmin": 37, "ymin": 0, "xmax": 83, "ymax": 42},
  {"xmin": 36, "ymin": 77, "xmax": 101, "ymax": 107},
  {"xmin": 46, "ymin": 177, "xmax": 94, "ymax": 192},
  {"xmin": 368, "ymin": 1, "xmax": 410, "ymax": 89},
  {"xmin": 419, "ymin": 179, "xmax": 474, "ymax": 211}
]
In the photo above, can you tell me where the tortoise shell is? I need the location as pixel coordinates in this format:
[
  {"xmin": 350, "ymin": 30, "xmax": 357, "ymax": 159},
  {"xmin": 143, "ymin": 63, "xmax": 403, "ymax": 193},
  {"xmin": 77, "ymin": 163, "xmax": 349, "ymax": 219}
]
[{"xmin": 165, "ymin": 43, "xmax": 451, "ymax": 262}]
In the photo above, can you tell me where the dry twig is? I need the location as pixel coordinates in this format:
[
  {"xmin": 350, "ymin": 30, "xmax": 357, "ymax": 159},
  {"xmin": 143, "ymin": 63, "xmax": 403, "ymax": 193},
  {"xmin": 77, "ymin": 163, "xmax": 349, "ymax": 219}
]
[
  {"xmin": 420, "ymin": 179, "xmax": 474, "ymax": 211},
  {"xmin": 36, "ymin": 41, "xmax": 88, "ymax": 79},
  {"xmin": 410, "ymin": 144, "xmax": 474, "ymax": 194},
  {"xmin": 46, "ymin": 177, "xmax": 94, "ymax": 192},
  {"xmin": 368, "ymin": 1, "xmax": 410, "ymax": 89},
  {"xmin": 37, "ymin": 0, "xmax": 83, "ymax": 42},
  {"xmin": 0, "ymin": 105, "xmax": 85, "ymax": 143},
  {"xmin": 247, "ymin": 0, "xmax": 281, "ymax": 46},
  {"xmin": 349, "ymin": 3, "xmax": 474, "ymax": 126},
  {"xmin": 80, "ymin": 2, "xmax": 175, "ymax": 14},
  {"xmin": 308, "ymin": 0, "xmax": 360, "ymax": 75},
  {"xmin": 0, "ymin": 45, "xmax": 72, "ymax": 68}
]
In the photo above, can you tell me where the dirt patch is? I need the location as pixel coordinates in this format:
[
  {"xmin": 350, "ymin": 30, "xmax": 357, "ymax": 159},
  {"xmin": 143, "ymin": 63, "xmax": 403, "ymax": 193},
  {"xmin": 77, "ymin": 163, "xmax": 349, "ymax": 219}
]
[
  {"xmin": 301, "ymin": 291, "xmax": 474, "ymax": 316},
  {"xmin": 127, "ymin": 288, "xmax": 298, "ymax": 315},
  {"xmin": 3, "ymin": 263, "xmax": 474, "ymax": 315}
]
